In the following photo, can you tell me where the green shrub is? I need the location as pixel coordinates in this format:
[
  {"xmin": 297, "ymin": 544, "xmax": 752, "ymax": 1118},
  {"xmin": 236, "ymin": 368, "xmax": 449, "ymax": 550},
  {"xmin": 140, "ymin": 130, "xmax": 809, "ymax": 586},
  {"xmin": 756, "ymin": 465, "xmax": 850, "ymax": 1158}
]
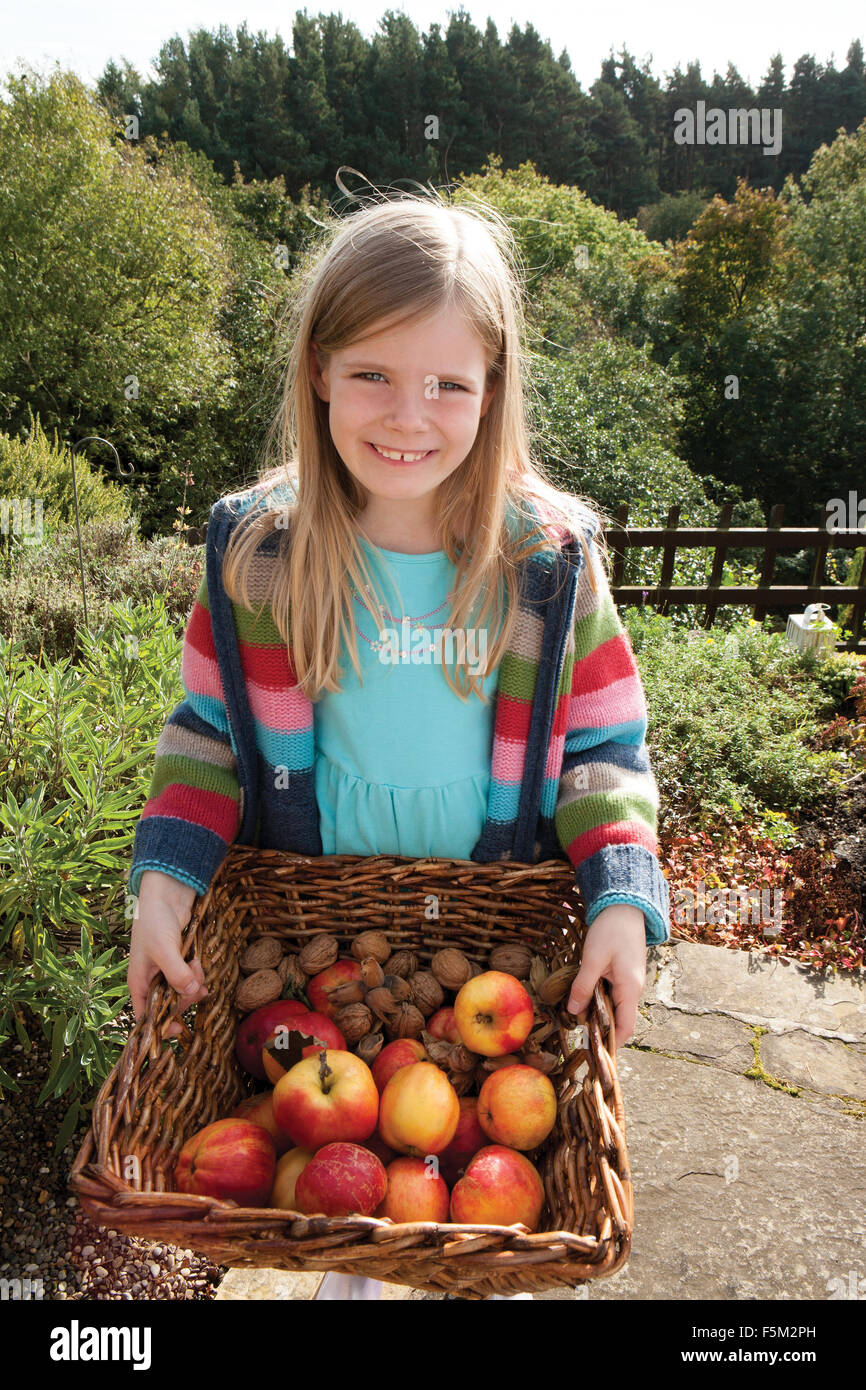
[
  {"xmin": 625, "ymin": 610, "xmax": 846, "ymax": 835},
  {"xmin": 0, "ymin": 593, "xmax": 192, "ymax": 1147},
  {"xmin": 0, "ymin": 512, "xmax": 202, "ymax": 662},
  {"xmin": 0, "ymin": 410, "xmax": 132, "ymax": 541}
]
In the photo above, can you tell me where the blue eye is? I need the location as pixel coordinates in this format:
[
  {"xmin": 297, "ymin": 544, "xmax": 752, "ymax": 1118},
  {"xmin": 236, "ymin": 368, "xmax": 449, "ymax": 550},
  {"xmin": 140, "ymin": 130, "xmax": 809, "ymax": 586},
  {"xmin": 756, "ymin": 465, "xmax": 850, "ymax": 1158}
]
[{"xmin": 354, "ymin": 372, "xmax": 465, "ymax": 391}]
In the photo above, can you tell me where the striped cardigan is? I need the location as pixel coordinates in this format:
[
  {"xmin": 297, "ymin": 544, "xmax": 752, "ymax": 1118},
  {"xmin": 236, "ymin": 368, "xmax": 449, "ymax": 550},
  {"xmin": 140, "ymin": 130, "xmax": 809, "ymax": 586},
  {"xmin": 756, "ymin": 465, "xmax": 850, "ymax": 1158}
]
[{"xmin": 129, "ymin": 484, "xmax": 671, "ymax": 944}]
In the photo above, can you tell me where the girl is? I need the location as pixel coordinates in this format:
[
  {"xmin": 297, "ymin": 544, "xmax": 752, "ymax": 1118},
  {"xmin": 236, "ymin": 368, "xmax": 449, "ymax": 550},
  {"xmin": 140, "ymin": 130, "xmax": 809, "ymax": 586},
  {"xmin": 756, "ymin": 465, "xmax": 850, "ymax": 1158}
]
[{"xmin": 127, "ymin": 191, "xmax": 670, "ymax": 1302}]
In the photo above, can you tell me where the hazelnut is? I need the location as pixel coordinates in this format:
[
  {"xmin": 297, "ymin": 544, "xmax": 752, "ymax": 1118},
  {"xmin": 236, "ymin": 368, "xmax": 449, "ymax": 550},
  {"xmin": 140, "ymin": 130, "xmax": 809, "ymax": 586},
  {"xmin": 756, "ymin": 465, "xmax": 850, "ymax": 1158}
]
[
  {"xmin": 360, "ymin": 956, "xmax": 385, "ymax": 990},
  {"xmin": 366, "ymin": 986, "xmax": 400, "ymax": 1023},
  {"xmin": 447, "ymin": 1044, "xmax": 477, "ymax": 1075},
  {"xmin": 383, "ymin": 974, "xmax": 411, "ymax": 1002},
  {"xmin": 277, "ymin": 954, "xmax": 307, "ymax": 993},
  {"xmin": 521, "ymin": 1050, "xmax": 560, "ymax": 1075},
  {"xmin": 326, "ymin": 978, "xmax": 366, "ymax": 1007},
  {"xmin": 356, "ymin": 1032, "xmax": 385, "ymax": 1066}
]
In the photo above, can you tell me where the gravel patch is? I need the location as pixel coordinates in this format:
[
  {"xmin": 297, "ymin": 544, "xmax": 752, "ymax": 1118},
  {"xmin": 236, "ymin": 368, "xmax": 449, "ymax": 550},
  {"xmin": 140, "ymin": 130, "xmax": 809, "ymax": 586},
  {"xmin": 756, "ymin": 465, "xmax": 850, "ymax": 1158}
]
[{"xmin": 0, "ymin": 1007, "xmax": 227, "ymax": 1300}]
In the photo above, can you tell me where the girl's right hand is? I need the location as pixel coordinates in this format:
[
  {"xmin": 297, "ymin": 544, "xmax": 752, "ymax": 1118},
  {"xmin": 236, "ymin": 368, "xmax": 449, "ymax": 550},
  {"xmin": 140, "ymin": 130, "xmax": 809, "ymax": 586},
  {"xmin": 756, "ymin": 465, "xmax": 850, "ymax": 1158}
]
[{"xmin": 128, "ymin": 871, "xmax": 209, "ymax": 1038}]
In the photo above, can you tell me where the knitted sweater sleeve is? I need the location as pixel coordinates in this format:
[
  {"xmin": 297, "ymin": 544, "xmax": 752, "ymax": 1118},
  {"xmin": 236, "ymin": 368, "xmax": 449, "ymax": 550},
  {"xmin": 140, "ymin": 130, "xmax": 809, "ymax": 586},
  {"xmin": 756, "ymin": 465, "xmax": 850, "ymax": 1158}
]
[
  {"xmin": 128, "ymin": 562, "xmax": 242, "ymax": 900},
  {"xmin": 554, "ymin": 526, "xmax": 671, "ymax": 945}
]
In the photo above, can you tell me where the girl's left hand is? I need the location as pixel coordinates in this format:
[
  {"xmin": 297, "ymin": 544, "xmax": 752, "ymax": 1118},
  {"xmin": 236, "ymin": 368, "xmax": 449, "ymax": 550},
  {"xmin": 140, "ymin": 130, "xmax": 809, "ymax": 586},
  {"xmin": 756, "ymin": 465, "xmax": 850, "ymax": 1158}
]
[{"xmin": 566, "ymin": 903, "xmax": 647, "ymax": 1049}]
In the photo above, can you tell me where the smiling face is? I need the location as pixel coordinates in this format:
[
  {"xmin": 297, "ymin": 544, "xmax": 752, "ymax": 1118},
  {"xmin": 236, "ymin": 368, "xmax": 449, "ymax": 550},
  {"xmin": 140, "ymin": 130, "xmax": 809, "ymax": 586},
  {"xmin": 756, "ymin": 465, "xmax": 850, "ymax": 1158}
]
[{"xmin": 309, "ymin": 302, "xmax": 498, "ymax": 551}]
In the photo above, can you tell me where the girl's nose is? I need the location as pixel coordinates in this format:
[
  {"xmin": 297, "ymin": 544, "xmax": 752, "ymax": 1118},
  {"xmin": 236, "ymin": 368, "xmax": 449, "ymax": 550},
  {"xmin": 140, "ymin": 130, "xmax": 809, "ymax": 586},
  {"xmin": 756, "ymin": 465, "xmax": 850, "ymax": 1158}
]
[{"xmin": 382, "ymin": 388, "xmax": 432, "ymax": 431}]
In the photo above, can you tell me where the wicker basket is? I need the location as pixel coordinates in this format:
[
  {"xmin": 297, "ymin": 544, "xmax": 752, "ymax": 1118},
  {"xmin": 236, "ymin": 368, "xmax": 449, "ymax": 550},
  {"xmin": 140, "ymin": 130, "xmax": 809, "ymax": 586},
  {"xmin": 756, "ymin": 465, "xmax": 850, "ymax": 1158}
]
[{"xmin": 70, "ymin": 847, "xmax": 634, "ymax": 1298}]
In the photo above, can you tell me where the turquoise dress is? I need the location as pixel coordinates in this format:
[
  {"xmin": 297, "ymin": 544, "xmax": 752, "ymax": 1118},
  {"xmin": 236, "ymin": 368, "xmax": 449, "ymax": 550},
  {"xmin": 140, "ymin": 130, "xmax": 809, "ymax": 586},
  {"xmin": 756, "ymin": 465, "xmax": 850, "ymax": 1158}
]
[{"xmin": 313, "ymin": 535, "xmax": 502, "ymax": 858}]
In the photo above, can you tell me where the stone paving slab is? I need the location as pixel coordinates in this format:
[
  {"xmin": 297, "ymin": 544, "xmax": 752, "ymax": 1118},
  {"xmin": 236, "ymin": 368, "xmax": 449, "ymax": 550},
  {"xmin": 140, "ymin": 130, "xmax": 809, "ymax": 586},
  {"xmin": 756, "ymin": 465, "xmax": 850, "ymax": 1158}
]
[
  {"xmin": 759, "ymin": 1029, "xmax": 866, "ymax": 1102},
  {"xmin": 632, "ymin": 1002, "xmax": 756, "ymax": 1073},
  {"xmin": 537, "ymin": 1047, "xmax": 866, "ymax": 1301},
  {"xmin": 645, "ymin": 941, "xmax": 866, "ymax": 1041}
]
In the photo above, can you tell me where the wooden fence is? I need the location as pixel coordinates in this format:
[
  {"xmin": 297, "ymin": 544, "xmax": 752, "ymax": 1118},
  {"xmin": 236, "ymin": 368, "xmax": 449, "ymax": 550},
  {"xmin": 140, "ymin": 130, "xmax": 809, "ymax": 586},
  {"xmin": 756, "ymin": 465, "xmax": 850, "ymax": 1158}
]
[
  {"xmin": 188, "ymin": 501, "xmax": 866, "ymax": 654},
  {"xmin": 603, "ymin": 502, "xmax": 866, "ymax": 653}
]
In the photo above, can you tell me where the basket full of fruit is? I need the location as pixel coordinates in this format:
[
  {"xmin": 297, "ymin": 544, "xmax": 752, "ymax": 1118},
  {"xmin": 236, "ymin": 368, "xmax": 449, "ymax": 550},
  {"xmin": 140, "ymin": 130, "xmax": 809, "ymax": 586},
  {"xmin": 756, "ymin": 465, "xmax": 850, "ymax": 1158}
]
[{"xmin": 70, "ymin": 847, "xmax": 634, "ymax": 1298}]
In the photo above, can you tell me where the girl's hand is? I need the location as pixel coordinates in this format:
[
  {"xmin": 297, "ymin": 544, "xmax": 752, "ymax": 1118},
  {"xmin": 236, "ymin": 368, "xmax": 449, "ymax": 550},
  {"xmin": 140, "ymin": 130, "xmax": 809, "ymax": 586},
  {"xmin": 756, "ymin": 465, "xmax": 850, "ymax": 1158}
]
[
  {"xmin": 566, "ymin": 903, "xmax": 647, "ymax": 1049},
  {"xmin": 128, "ymin": 871, "xmax": 208, "ymax": 1037}
]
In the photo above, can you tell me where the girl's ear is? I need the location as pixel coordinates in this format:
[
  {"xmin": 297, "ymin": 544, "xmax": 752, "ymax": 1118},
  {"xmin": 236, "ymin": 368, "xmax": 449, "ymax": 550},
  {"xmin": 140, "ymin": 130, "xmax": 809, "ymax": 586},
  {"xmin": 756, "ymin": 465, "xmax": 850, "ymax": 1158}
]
[{"xmin": 309, "ymin": 339, "xmax": 330, "ymax": 401}]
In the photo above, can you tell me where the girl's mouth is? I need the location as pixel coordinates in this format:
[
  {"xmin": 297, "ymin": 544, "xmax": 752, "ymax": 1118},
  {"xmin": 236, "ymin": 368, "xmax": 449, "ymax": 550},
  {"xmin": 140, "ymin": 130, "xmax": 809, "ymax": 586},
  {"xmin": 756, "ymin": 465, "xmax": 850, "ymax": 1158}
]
[{"xmin": 366, "ymin": 442, "xmax": 437, "ymax": 465}]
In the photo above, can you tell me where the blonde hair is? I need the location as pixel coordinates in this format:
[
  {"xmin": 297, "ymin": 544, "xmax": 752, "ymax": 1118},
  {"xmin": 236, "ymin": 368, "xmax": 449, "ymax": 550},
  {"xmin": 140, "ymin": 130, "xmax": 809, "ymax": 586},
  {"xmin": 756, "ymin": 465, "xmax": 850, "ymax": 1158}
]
[{"xmin": 222, "ymin": 186, "xmax": 606, "ymax": 703}]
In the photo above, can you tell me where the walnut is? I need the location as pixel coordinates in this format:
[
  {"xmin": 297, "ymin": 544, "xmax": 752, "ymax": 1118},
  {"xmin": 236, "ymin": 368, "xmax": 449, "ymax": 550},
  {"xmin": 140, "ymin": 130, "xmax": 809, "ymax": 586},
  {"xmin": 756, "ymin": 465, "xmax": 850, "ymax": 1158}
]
[
  {"xmin": 239, "ymin": 937, "xmax": 284, "ymax": 974},
  {"xmin": 235, "ymin": 969, "xmax": 282, "ymax": 1014},
  {"xmin": 335, "ymin": 1002, "xmax": 373, "ymax": 1044},
  {"xmin": 360, "ymin": 956, "xmax": 385, "ymax": 990},
  {"xmin": 431, "ymin": 948, "xmax": 472, "ymax": 991},
  {"xmin": 488, "ymin": 944, "xmax": 533, "ymax": 980},
  {"xmin": 387, "ymin": 950, "xmax": 419, "ymax": 978},
  {"xmin": 351, "ymin": 931, "xmax": 391, "ymax": 965},
  {"xmin": 408, "ymin": 970, "xmax": 444, "ymax": 1017},
  {"xmin": 366, "ymin": 987, "xmax": 400, "ymax": 1024},
  {"xmin": 386, "ymin": 1002, "xmax": 425, "ymax": 1040},
  {"xmin": 277, "ymin": 954, "xmax": 307, "ymax": 993},
  {"xmin": 298, "ymin": 933, "xmax": 339, "ymax": 975}
]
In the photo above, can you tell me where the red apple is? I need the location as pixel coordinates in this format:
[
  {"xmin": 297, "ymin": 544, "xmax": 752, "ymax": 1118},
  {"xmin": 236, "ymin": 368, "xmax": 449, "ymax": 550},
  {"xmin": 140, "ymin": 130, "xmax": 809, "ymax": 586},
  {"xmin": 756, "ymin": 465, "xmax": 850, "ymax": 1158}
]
[
  {"xmin": 270, "ymin": 1147, "xmax": 314, "ymax": 1209},
  {"xmin": 376, "ymin": 1157, "xmax": 450, "ymax": 1223},
  {"xmin": 437, "ymin": 1097, "xmax": 487, "ymax": 1187},
  {"xmin": 294, "ymin": 1142, "xmax": 387, "ymax": 1217},
  {"xmin": 427, "ymin": 1007, "xmax": 460, "ymax": 1044},
  {"xmin": 379, "ymin": 1062, "xmax": 460, "ymax": 1158},
  {"xmin": 453, "ymin": 971, "xmax": 534, "ymax": 1057},
  {"xmin": 236, "ymin": 1000, "xmax": 310, "ymax": 1080},
  {"xmin": 477, "ymin": 1065, "xmax": 557, "ymax": 1151},
  {"xmin": 231, "ymin": 1091, "xmax": 294, "ymax": 1156},
  {"xmin": 450, "ymin": 1145, "xmax": 545, "ymax": 1231},
  {"xmin": 272, "ymin": 1048, "xmax": 379, "ymax": 1150},
  {"xmin": 371, "ymin": 1039, "xmax": 428, "ymax": 1094},
  {"xmin": 306, "ymin": 958, "xmax": 363, "ymax": 1020},
  {"xmin": 174, "ymin": 1119, "xmax": 276, "ymax": 1207},
  {"xmin": 261, "ymin": 1011, "xmax": 346, "ymax": 1083}
]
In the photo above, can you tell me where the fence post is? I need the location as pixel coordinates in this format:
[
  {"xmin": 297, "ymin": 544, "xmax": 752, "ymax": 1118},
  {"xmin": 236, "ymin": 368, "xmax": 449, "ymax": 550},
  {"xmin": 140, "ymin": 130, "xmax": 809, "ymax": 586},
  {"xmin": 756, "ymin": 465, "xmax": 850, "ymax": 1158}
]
[
  {"xmin": 657, "ymin": 505, "xmax": 680, "ymax": 617},
  {"xmin": 753, "ymin": 503, "xmax": 785, "ymax": 621},
  {"xmin": 702, "ymin": 502, "xmax": 734, "ymax": 629}
]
